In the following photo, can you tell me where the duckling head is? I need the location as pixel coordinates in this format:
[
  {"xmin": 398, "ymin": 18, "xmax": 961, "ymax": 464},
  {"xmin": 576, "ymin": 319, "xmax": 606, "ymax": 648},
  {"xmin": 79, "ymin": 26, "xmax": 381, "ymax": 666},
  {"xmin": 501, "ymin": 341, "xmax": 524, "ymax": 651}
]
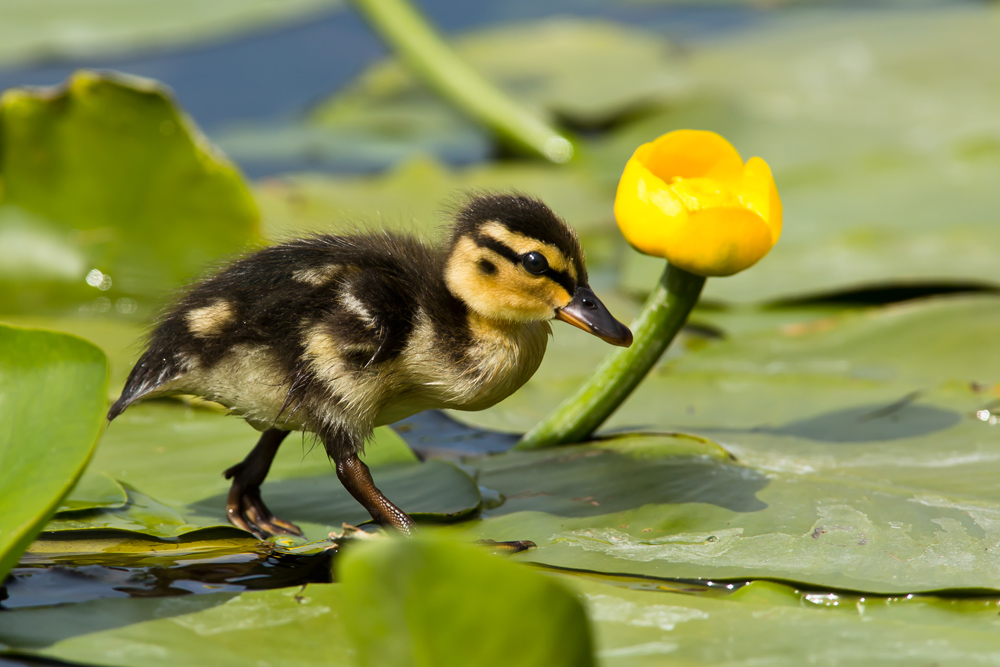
[{"xmin": 445, "ymin": 194, "xmax": 633, "ymax": 347}]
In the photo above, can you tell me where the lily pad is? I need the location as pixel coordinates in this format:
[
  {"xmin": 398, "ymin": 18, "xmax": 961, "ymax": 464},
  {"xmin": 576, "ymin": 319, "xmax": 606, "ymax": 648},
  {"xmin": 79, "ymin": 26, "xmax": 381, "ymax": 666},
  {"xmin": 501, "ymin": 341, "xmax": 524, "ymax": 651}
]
[
  {"xmin": 58, "ymin": 474, "xmax": 127, "ymax": 513},
  {"xmin": 456, "ymin": 294, "xmax": 1000, "ymax": 440},
  {"xmin": 0, "ymin": 324, "xmax": 108, "ymax": 582},
  {"xmin": 571, "ymin": 575, "xmax": 1000, "ymax": 666},
  {"xmin": 0, "ymin": 586, "xmax": 349, "ymax": 664},
  {"xmin": 46, "ymin": 401, "xmax": 477, "ymax": 540},
  {"xmin": 337, "ymin": 536, "xmax": 595, "ymax": 667},
  {"xmin": 0, "ymin": 314, "xmax": 148, "ymax": 402},
  {"xmin": 460, "ymin": 434, "xmax": 1000, "ymax": 594},
  {"xmin": 4, "ymin": 568, "xmax": 1000, "ymax": 666},
  {"xmin": 0, "ymin": 70, "xmax": 260, "ymax": 316}
]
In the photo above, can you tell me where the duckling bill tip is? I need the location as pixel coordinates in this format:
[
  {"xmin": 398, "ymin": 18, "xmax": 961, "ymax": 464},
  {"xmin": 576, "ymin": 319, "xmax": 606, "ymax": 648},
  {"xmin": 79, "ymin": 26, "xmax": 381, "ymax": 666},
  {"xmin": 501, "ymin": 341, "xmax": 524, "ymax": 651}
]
[{"xmin": 555, "ymin": 286, "xmax": 633, "ymax": 348}]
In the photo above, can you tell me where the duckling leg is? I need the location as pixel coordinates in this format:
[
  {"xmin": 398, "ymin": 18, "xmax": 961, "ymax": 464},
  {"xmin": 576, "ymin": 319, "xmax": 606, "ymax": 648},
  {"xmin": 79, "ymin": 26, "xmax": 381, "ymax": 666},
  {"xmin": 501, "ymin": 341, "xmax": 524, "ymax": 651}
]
[
  {"xmin": 335, "ymin": 454, "xmax": 415, "ymax": 535},
  {"xmin": 224, "ymin": 428, "xmax": 304, "ymax": 539}
]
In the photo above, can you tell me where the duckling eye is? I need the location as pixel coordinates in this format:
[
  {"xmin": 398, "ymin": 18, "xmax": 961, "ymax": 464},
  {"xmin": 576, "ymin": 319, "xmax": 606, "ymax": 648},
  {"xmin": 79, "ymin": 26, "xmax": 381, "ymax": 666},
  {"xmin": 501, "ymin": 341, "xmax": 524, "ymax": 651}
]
[{"xmin": 521, "ymin": 251, "xmax": 549, "ymax": 275}]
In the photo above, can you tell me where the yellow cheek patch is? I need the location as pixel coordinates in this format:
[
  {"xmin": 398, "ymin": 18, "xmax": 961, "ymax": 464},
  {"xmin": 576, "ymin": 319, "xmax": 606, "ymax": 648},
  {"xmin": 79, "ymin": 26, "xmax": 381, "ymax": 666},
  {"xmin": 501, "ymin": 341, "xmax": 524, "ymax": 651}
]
[
  {"xmin": 186, "ymin": 300, "xmax": 234, "ymax": 336},
  {"xmin": 445, "ymin": 236, "xmax": 573, "ymax": 323},
  {"xmin": 479, "ymin": 221, "xmax": 577, "ymax": 281}
]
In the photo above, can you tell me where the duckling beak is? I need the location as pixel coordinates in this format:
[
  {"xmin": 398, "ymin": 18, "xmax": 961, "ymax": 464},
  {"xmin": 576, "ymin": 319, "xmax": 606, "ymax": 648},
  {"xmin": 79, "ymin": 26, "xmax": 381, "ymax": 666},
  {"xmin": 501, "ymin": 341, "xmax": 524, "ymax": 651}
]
[{"xmin": 555, "ymin": 286, "xmax": 633, "ymax": 347}]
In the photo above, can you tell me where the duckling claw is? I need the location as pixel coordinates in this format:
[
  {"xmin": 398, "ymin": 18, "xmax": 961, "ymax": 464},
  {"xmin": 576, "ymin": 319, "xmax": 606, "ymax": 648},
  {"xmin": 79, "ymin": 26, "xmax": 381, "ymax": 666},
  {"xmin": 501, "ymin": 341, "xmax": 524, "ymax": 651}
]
[{"xmin": 226, "ymin": 482, "xmax": 304, "ymax": 540}]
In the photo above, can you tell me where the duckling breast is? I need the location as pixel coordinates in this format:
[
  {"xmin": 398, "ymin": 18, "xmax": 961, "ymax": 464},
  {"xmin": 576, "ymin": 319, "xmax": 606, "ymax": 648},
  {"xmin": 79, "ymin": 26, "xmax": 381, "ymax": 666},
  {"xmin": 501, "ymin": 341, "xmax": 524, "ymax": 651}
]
[{"xmin": 373, "ymin": 310, "xmax": 550, "ymax": 425}]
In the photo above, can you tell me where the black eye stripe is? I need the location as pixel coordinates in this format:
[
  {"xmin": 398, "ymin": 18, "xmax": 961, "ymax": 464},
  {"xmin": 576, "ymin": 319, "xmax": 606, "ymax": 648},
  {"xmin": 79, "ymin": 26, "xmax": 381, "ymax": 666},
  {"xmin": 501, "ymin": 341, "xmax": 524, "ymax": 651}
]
[
  {"xmin": 473, "ymin": 234, "xmax": 576, "ymax": 296},
  {"xmin": 544, "ymin": 267, "xmax": 576, "ymax": 296},
  {"xmin": 475, "ymin": 234, "xmax": 520, "ymax": 265}
]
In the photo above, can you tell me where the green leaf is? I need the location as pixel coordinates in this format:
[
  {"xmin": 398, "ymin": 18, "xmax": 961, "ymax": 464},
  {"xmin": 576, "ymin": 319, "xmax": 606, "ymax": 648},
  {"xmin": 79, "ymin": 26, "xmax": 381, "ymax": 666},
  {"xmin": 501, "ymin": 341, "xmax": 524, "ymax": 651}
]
[
  {"xmin": 570, "ymin": 575, "xmax": 1000, "ymax": 666},
  {"xmin": 5, "ymin": 570, "xmax": 1000, "ymax": 666},
  {"xmin": 0, "ymin": 586, "xmax": 352, "ymax": 664},
  {"xmin": 442, "ymin": 296, "xmax": 1000, "ymax": 592},
  {"xmin": 460, "ymin": 434, "xmax": 1000, "ymax": 594},
  {"xmin": 22, "ymin": 530, "xmax": 262, "ymax": 566},
  {"xmin": 57, "ymin": 473, "xmax": 127, "ymax": 513},
  {"xmin": 0, "ymin": 314, "xmax": 146, "ymax": 398},
  {"xmin": 455, "ymin": 295, "xmax": 1000, "ymax": 442},
  {"xmin": 0, "ymin": 70, "xmax": 260, "ymax": 316},
  {"xmin": 0, "ymin": 323, "xmax": 108, "ymax": 582},
  {"xmin": 44, "ymin": 402, "xmax": 476, "ymax": 539},
  {"xmin": 0, "ymin": 0, "xmax": 344, "ymax": 68},
  {"xmin": 337, "ymin": 535, "xmax": 595, "ymax": 667}
]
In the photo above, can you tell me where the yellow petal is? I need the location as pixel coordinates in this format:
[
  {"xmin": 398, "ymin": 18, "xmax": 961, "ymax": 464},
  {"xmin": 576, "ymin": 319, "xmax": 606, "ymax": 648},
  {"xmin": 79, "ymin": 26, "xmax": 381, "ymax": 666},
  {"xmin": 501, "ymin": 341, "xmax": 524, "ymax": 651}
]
[
  {"xmin": 640, "ymin": 130, "xmax": 745, "ymax": 187},
  {"xmin": 666, "ymin": 206, "xmax": 775, "ymax": 277},
  {"xmin": 615, "ymin": 155, "xmax": 689, "ymax": 258},
  {"xmin": 740, "ymin": 156, "xmax": 782, "ymax": 245}
]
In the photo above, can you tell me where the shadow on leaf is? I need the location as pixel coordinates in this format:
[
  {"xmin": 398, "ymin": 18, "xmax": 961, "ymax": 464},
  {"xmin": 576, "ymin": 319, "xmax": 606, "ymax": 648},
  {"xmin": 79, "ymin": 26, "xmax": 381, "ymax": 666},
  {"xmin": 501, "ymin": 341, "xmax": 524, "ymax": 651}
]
[{"xmin": 478, "ymin": 449, "xmax": 769, "ymax": 518}]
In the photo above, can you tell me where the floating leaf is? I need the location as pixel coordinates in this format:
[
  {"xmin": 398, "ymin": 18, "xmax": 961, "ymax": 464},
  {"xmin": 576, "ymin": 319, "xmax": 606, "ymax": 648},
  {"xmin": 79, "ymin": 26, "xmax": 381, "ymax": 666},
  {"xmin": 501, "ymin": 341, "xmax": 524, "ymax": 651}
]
[
  {"xmin": 0, "ymin": 324, "xmax": 108, "ymax": 582},
  {"xmin": 4, "ymin": 569, "xmax": 1000, "ymax": 666},
  {"xmin": 460, "ymin": 434, "xmax": 1000, "ymax": 594},
  {"xmin": 0, "ymin": 70, "xmax": 260, "ymax": 316},
  {"xmin": 0, "ymin": 586, "xmax": 350, "ymax": 664},
  {"xmin": 337, "ymin": 536, "xmax": 595, "ymax": 667},
  {"xmin": 455, "ymin": 295, "xmax": 1000, "ymax": 444},
  {"xmin": 45, "ymin": 402, "xmax": 476, "ymax": 540},
  {"xmin": 57, "ymin": 474, "xmax": 127, "ymax": 513}
]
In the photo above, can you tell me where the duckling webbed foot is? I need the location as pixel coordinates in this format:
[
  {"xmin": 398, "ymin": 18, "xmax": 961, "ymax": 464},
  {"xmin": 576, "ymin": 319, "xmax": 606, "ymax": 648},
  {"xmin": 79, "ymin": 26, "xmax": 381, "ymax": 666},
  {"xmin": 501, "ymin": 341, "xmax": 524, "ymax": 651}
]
[
  {"xmin": 335, "ymin": 454, "xmax": 415, "ymax": 535},
  {"xmin": 224, "ymin": 428, "xmax": 303, "ymax": 539}
]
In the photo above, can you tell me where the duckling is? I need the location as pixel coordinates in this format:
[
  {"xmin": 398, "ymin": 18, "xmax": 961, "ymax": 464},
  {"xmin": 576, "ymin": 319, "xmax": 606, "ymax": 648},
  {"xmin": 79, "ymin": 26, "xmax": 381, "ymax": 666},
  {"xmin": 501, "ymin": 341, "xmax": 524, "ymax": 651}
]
[{"xmin": 107, "ymin": 194, "xmax": 632, "ymax": 539}]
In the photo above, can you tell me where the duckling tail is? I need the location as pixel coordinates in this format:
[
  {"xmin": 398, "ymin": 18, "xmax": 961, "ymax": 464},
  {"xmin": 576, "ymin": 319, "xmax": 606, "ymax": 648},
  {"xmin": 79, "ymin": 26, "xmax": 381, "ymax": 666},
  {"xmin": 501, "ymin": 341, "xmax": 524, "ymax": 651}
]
[{"xmin": 107, "ymin": 350, "xmax": 182, "ymax": 421}]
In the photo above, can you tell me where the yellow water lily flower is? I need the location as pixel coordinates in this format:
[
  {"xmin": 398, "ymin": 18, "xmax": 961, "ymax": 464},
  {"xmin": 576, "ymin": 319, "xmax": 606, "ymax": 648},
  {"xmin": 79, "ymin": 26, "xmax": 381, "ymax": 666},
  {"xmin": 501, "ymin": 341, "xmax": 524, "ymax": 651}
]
[{"xmin": 614, "ymin": 130, "xmax": 782, "ymax": 277}]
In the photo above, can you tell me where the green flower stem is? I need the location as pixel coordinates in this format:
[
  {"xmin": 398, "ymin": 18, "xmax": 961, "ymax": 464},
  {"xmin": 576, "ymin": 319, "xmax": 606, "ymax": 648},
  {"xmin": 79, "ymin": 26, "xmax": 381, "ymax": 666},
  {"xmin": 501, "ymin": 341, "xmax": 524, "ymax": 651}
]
[
  {"xmin": 517, "ymin": 263, "xmax": 706, "ymax": 450},
  {"xmin": 346, "ymin": 0, "xmax": 575, "ymax": 163}
]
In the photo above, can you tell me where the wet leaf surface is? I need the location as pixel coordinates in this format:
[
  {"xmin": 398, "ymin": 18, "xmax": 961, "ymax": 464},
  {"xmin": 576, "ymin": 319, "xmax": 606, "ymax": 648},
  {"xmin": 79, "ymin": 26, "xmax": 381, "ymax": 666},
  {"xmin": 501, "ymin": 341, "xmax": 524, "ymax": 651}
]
[
  {"xmin": 4, "ymin": 565, "xmax": 1000, "ymax": 666},
  {"xmin": 449, "ymin": 432, "xmax": 1000, "ymax": 593},
  {"xmin": 0, "ymin": 324, "xmax": 108, "ymax": 583},
  {"xmin": 0, "ymin": 71, "xmax": 260, "ymax": 317}
]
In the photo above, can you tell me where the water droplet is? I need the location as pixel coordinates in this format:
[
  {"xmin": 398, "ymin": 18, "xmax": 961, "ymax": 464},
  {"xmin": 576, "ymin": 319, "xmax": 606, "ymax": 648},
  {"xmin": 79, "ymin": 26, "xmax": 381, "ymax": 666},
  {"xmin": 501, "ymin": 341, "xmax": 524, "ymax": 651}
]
[
  {"xmin": 115, "ymin": 297, "xmax": 137, "ymax": 314},
  {"xmin": 93, "ymin": 296, "xmax": 111, "ymax": 313},
  {"xmin": 85, "ymin": 268, "xmax": 112, "ymax": 291}
]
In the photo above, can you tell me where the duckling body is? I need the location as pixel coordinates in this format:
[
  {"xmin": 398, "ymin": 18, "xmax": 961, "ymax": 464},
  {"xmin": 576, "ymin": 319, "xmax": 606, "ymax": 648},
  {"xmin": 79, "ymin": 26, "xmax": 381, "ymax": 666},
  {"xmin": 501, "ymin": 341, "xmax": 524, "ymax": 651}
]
[{"xmin": 108, "ymin": 194, "xmax": 631, "ymax": 538}]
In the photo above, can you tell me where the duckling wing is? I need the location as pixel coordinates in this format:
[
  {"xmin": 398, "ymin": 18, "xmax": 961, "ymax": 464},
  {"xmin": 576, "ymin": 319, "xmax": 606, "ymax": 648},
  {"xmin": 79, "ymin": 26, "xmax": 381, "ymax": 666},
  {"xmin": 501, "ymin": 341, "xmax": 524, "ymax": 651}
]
[{"xmin": 108, "ymin": 233, "xmax": 440, "ymax": 428}]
